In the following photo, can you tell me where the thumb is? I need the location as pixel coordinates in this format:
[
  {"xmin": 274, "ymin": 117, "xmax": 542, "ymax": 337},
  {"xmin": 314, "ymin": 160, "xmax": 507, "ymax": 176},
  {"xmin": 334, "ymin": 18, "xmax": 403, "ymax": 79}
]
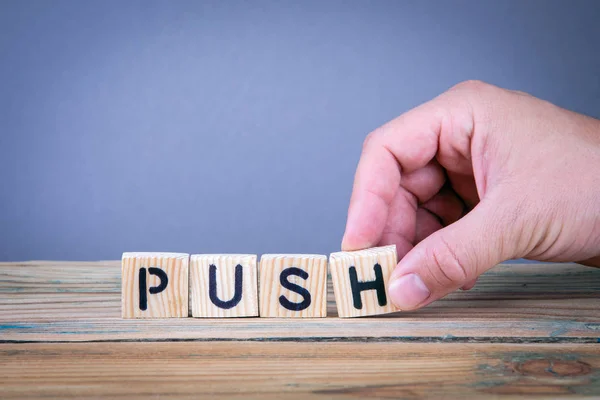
[{"xmin": 388, "ymin": 199, "xmax": 517, "ymax": 310}]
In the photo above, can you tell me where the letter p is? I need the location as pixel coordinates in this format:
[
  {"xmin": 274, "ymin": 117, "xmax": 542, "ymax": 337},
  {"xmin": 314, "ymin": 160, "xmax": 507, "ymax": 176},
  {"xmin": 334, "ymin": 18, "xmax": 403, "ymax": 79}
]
[{"xmin": 138, "ymin": 267, "xmax": 169, "ymax": 311}]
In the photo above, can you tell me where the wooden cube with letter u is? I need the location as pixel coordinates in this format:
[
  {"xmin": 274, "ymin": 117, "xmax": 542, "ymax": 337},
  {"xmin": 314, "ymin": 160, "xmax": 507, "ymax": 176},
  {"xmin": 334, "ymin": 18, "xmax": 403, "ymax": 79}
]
[
  {"xmin": 121, "ymin": 252, "xmax": 189, "ymax": 318},
  {"xmin": 259, "ymin": 254, "xmax": 328, "ymax": 317},
  {"xmin": 329, "ymin": 245, "xmax": 400, "ymax": 318},
  {"xmin": 189, "ymin": 254, "xmax": 258, "ymax": 317}
]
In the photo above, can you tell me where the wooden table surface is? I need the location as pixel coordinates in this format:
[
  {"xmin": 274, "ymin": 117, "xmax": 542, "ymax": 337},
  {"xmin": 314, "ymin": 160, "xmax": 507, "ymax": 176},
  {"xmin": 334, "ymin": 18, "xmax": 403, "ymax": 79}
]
[{"xmin": 1, "ymin": 261, "xmax": 599, "ymax": 399}]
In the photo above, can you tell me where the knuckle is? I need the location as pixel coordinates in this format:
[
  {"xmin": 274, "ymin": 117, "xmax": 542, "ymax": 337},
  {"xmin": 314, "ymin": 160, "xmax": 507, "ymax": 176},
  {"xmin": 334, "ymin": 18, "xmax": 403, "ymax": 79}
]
[
  {"xmin": 451, "ymin": 79, "xmax": 491, "ymax": 94},
  {"xmin": 426, "ymin": 236, "xmax": 470, "ymax": 287},
  {"xmin": 446, "ymin": 80, "xmax": 497, "ymax": 137},
  {"xmin": 510, "ymin": 89, "xmax": 533, "ymax": 98},
  {"xmin": 362, "ymin": 130, "xmax": 378, "ymax": 151}
]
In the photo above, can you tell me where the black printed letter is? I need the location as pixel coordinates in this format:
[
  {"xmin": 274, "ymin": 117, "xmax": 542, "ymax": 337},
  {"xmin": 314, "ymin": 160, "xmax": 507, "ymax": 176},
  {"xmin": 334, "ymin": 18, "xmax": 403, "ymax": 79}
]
[
  {"xmin": 209, "ymin": 264, "xmax": 243, "ymax": 309},
  {"xmin": 349, "ymin": 264, "xmax": 387, "ymax": 309},
  {"xmin": 138, "ymin": 267, "xmax": 169, "ymax": 311},
  {"xmin": 279, "ymin": 267, "xmax": 311, "ymax": 311}
]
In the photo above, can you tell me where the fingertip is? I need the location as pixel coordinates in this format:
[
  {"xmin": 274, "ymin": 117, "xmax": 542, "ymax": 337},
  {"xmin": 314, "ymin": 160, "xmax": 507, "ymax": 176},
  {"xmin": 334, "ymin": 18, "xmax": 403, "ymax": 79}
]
[
  {"xmin": 341, "ymin": 227, "xmax": 372, "ymax": 252},
  {"xmin": 340, "ymin": 234, "xmax": 354, "ymax": 252},
  {"xmin": 341, "ymin": 194, "xmax": 388, "ymax": 252},
  {"xmin": 388, "ymin": 272, "xmax": 431, "ymax": 310}
]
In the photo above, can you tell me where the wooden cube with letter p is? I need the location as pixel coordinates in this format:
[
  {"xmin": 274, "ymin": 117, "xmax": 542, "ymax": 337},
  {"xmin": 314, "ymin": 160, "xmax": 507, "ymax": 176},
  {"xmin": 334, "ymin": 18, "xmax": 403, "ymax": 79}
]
[
  {"xmin": 329, "ymin": 245, "xmax": 400, "ymax": 318},
  {"xmin": 189, "ymin": 254, "xmax": 258, "ymax": 317},
  {"xmin": 259, "ymin": 254, "xmax": 328, "ymax": 317},
  {"xmin": 121, "ymin": 252, "xmax": 189, "ymax": 318}
]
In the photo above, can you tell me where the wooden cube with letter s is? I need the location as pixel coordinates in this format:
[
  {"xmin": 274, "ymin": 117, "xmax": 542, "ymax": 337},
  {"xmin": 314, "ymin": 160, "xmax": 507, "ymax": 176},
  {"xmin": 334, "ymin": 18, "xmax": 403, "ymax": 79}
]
[
  {"xmin": 329, "ymin": 245, "xmax": 400, "ymax": 317},
  {"xmin": 259, "ymin": 254, "xmax": 328, "ymax": 317},
  {"xmin": 121, "ymin": 252, "xmax": 189, "ymax": 318}
]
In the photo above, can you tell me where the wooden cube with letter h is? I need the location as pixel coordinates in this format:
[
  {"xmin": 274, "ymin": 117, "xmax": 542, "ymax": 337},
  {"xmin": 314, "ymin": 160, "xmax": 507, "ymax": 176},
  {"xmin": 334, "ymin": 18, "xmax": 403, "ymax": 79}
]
[
  {"xmin": 329, "ymin": 245, "xmax": 400, "ymax": 318},
  {"xmin": 189, "ymin": 254, "xmax": 259, "ymax": 317},
  {"xmin": 121, "ymin": 252, "xmax": 189, "ymax": 318},
  {"xmin": 259, "ymin": 254, "xmax": 328, "ymax": 317}
]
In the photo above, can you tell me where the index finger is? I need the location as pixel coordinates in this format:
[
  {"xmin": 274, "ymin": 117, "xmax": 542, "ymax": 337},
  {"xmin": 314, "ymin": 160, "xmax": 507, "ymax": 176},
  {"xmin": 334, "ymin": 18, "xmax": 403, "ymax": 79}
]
[{"xmin": 341, "ymin": 90, "xmax": 473, "ymax": 252}]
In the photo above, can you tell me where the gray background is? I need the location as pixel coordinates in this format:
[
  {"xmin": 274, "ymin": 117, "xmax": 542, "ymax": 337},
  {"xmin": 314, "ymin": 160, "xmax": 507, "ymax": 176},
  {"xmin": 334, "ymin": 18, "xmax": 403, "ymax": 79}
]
[{"xmin": 1, "ymin": 0, "xmax": 599, "ymax": 261}]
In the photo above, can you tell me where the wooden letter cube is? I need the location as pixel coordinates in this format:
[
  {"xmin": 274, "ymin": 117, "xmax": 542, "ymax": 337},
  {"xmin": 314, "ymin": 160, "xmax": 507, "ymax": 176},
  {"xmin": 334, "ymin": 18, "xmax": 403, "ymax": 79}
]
[
  {"xmin": 189, "ymin": 254, "xmax": 258, "ymax": 317},
  {"xmin": 121, "ymin": 252, "xmax": 189, "ymax": 318},
  {"xmin": 329, "ymin": 245, "xmax": 400, "ymax": 318},
  {"xmin": 259, "ymin": 254, "xmax": 327, "ymax": 318}
]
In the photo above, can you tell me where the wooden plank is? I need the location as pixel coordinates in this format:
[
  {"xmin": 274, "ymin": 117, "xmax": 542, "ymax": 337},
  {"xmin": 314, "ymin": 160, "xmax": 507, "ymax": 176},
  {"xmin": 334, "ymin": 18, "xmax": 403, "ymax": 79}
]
[
  {"xmin": 0, "ymin": 261, "xmax": 122, "ymax": 293},
  {"xmin": 1, "ymin": 342, "xmax": 599, "ymax": 399},
  {"xmin": 1, "ymin": 316, "xmax": 598, "ymax": 342},
  {"xmin": 1, "ymin": 262, "xmax": 599, "ymax": 342}
]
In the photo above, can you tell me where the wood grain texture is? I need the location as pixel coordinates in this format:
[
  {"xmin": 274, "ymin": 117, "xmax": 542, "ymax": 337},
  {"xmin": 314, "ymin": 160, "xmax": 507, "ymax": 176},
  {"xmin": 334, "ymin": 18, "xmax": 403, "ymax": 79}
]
[
  {"xmin": 259, "ymin": 254, "xmax": 328, "ymax": 317},
  {"xmin": 2, "ymin": 342, "xmax": 599, "ymax": 399},
  {"xmin": 121, "ymin": 253, "xmax": 189, "ymax": 318},
  {"xmin": 189, "ymin": 254, "xmax": 258, "ymax": 317},
  {"xmin": 1, "ymin": 261, "xmax": 599, "ymax": 341},
  {"xmin": 2, "ymin": 260, "xmax": 600, "ymax": 398},
  {"xmin": 330, "ymin": 245, "xmax": 400, "ymax": 317}
]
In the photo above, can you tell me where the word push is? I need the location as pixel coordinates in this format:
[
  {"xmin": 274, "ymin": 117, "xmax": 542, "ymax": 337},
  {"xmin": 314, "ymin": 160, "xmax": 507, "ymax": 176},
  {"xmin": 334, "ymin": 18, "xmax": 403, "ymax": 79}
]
[{"xmin": 121, "ymin": 245, "xmax": 400, "ymax": 318}]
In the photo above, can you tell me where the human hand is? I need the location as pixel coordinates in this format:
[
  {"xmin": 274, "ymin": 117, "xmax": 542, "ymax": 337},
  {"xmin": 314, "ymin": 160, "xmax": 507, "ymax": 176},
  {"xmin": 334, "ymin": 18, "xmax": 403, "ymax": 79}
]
[{"xmin": 341, "ymin": 80, "xmax": 600, "ymax": 311}]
